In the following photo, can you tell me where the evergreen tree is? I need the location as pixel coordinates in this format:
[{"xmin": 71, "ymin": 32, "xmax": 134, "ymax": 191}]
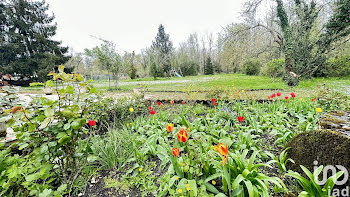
[
  {"xmin": 204, "ymin": 56, "xmax": 214, "ymax": 75},
  {"xmin": 151, "ymin": 24, "xmax": 173, "ymax": 75},
  {"xmin": 128, "ymin": 51, "xmax": 137, "ymax": 79},
  {"xmin": 0, "ymin": 0, "xmax": 69, "ymax": 81},
  {"xmin": 275, "ymin": 0, "xmax": 350, "ymax": 85}
]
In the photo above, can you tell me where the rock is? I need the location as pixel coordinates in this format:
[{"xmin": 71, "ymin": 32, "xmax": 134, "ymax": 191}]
[
  {"xmin": 319, "ymin": 111, "xmax": 350, "ymax": 136},
  {"xmin": 91, "ymin": 177, "xmax": 96, "ymax": 184},
  {"xmin": 0, "ymin": 121, "xmax": 6, "ymax": 137},
  {"xmin": 285, "ymin": 130, "xmax": 350, "ymax": 189},
  {"xmin": 43, "ymin": 87, "xmax": 52, "ymax": 95}
]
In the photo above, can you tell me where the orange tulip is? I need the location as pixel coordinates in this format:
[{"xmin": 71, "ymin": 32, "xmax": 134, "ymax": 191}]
[
  {"xmin": 222, "ymin": 155, "xmax": 227, "ymax": 166},
  {"xmin": 172, "ymin": 147, "xmax": 180, "ymax": 157},
  {"xmin": 216, "ymin": 143, "xmax": 228, "ymax": 156},
  {"xmin": 166, "ymin": 123, "xmax": 174, "ymax": 132},
  {"xmin": 170, "ymin": 100, "xmax": 174, "ymax": 104},
  {"xmin": 177, "ymin": 129, "xmax": 188, "ymax": 142}
]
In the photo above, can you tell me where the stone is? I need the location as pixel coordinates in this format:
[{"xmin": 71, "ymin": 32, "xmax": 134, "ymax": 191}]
[
  {"xmin": 285, "ymin": 130, "xmax": 350, "ymax": 189},
  {"xmin": 91, "ymin": 177, "xmax": 96, "ymax": 184}
]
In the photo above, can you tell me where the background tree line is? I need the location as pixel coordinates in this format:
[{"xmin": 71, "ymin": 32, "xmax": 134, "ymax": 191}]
[
  {"xmin": 1, "ymin": 0, "xmax": 349, "ymax": 87},
  {"xmin": 75, "ymin": 0, "xmax": 349, "ymax": 86}
]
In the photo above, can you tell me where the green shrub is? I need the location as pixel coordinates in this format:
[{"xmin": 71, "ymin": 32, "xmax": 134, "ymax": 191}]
[
  {"xmin": 262, "ymin": 58, "xmax": 285, "ymax": 79},
  {"xmin": 2, "ymin": 66, "xmax": 98, "ymax": 195},
  {"xmin": 323, "ymin": 55, "xmax": 350, "ymax": 77},
  {"xmin": 179, "ymin": 62, "xmax": 198, "ymax": 76},
  {"xmin": 242, "ymin": 59, "xmax": 261, "ymax": 75}
]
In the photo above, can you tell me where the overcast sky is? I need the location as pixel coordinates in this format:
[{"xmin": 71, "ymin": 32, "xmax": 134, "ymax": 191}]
[{"xmin": 46, "ymin": 0, "xmax": 246, "ymax": 54}]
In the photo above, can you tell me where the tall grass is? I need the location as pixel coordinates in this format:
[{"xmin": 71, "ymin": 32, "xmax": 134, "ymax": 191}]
[{"xmin": 90, "ymin": 128, "xmax": 133, "ymax": 170}]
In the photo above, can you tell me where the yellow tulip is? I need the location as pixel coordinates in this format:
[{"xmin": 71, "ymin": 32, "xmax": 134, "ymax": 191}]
[
  {"xmin": 129, "ymin": 107, "xmax": 134, "ymax": 112},
  {"xmin": 316, "ymin": 108, "xmax": 322, "ymax": 113}
]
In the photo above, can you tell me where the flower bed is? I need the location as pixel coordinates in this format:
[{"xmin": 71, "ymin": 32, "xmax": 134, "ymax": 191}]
[{"xmin": 1, "ymin": 67, "xmax": 349, "ymax": 196}]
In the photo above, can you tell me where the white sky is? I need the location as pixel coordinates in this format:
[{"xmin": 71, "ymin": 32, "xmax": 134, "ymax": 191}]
[{"xmin": 46, "ymin": 0, "xmax": 246, "ymax": 53}]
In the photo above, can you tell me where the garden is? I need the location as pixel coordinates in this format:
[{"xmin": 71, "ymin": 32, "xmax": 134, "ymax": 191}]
[
  {"xmin": 1, "ymin": 0, "xmax": 350, "ymax": 196},
  {"xmin": 1, "ymin": 66, "xmax": 349, "ymax": 197}
]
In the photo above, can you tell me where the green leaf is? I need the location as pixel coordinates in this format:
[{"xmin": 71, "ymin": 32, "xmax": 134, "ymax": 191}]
[
  {"xmin": 61, "ymin": 108, "xmax": 74, "ymax": 118},
  {"xmin": 44, "ymin": 108, "xmax": 54, "ymax": 117},
  {"xmin": 19, "ymin": 143, "xmax": 29, "ymax": 150},
  {"xmin": 63, "ymin": 123, "xmax": 71, "ymax": 130},
  {"xmin": 188, "ymin": 179, "xmax": 198, "ymax": 197},
  {"xmin": 204, "ymin": 182, "xmax": 220, "ymax": 194},
  {"xmin": 66, "ymin": 86, "xmax": 74, "ymax": 94},
  {"xmin": 39, "ymin": 117, "xmax": 52, "ymax": 130},
  {"xmin": 56, "ymin": 184, "xmax": 67, "ymax": 194},
  {"xmin": 39, "ymin": 189, "xmax": 52, "ymax": 197},
  {"xmin": 45, "ymin": 80, "xmax": 54, "ymax": 87},
  {"xmin": 205, "ymin": 173, "xmax": 222, "ymax": 183},
  {"xmin": 6, "ymin": 118, "xmax": 15, "ymax": 128},
  {"xmin": 76, "ymin": 75, "xmax": 84, "ymax": 81},
  {"xmin": 41, "ymin": 144, "xmax": 48, "ymax": 154},
  {"xmin": 215, "ymin": 193, "xmax": 227, "ymax": 197},
  {"xmin": 26, "ymin": 173, "xmax": 41, "ymax": 182},
  {"xmin": 58, "ymin": 136, "xmax": 71, "ymax": 145},
  {"xmin": 58, "ymin": 65, "xmax": 64, "ymax": 73},
  {"xmin": 71, "ymin": 121, "xmax": 80, "ymax": 130}
]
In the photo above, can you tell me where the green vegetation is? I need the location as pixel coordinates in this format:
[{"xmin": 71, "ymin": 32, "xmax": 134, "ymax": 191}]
[
  {"xmin": 1, "ymin": 0, "xmax": 350, "ymax": 196},
  {"xmin": 2, "ymin": 67, "xmax": 349, "ymax": 196},
  {"xmin": 0, "ymin": 0, "xmax": 69, "ymax": 81}
]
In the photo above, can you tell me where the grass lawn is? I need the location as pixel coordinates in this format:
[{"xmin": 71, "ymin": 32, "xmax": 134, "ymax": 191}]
[{"xmin": 19, "ymin": 74, "xmax": 350, "ymax": 99}]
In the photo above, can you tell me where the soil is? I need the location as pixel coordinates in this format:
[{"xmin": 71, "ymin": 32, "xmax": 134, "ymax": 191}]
[{"xmin": 81, "ymin": 158, "xmax": 166, "ymax": 197}]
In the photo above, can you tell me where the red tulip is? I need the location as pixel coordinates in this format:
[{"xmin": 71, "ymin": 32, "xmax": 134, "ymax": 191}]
[
  {"xmin": 172, "ymin": 147, "xmax": 180, "ymax": 157},
  {"xmin": 88, "ymin": 120, "xmax": 96, "ymax": 126},
  {"xmin": 312, "ymin": 98, "xmax": 315, "ymax": 102},
  {"xmin": 213, "ymin": 102, "xmax": 217, "ymax": 106},
  {"xmin": 268, "ymin": 96, "xmax": 271, "ymax": 100},
  {"xmin": 212, "ymin": 98, "xmax": 216, "ymax": 102},
  {"xmin": 271, "ymin": 93, "xmax": 276, "ymax": 98},
  {"xmin": 177, "ymin": 129, "xmax": 188, "ymax": 142},
  {"xmin": 148, "ymin": 106, "xmax": 152, "ymax": 111},
  {"xmin": 157, "ymin": 102, "xmax": 162, "ymax": 106},
  {"xmin": 150, "ymin": 110, "xmax": 156, "ymax": 115},
  {"xmin": 182, "ymin": 101, "xmax": 186, "ymax": 104},
  {"xmin": 285, "ymin": 96, "xmax": 289, "ymax": 100},
  {"xmin": 277, "ymin": 92, "xmax": 281, "ymax": 96},
  {"xmin": 291, "ymin": 92, "xmax": 296, "ymax": 98},
  {"xmin": 238, "ymin": 116, "xmax": 244, "ymax": 122}
]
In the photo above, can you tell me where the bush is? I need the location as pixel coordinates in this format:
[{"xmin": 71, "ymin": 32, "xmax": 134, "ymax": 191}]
[
  {"xmin": 323, "ymin": 55, "xmax": 350, "ymax": 77},
  {"xmin": 242, "ymin": 59, "xmax": 261, "ymax": 75},
  {"xmin": 2, "ymin": 66, "xmax": 100, "ymax": 195},
  {"xmin": 262, "ymin": 58, "xmax": 285, "ymax": 79},
  {"xmin": 179, "ymin": 62, "xmax": 198, "ymax": 76}
]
